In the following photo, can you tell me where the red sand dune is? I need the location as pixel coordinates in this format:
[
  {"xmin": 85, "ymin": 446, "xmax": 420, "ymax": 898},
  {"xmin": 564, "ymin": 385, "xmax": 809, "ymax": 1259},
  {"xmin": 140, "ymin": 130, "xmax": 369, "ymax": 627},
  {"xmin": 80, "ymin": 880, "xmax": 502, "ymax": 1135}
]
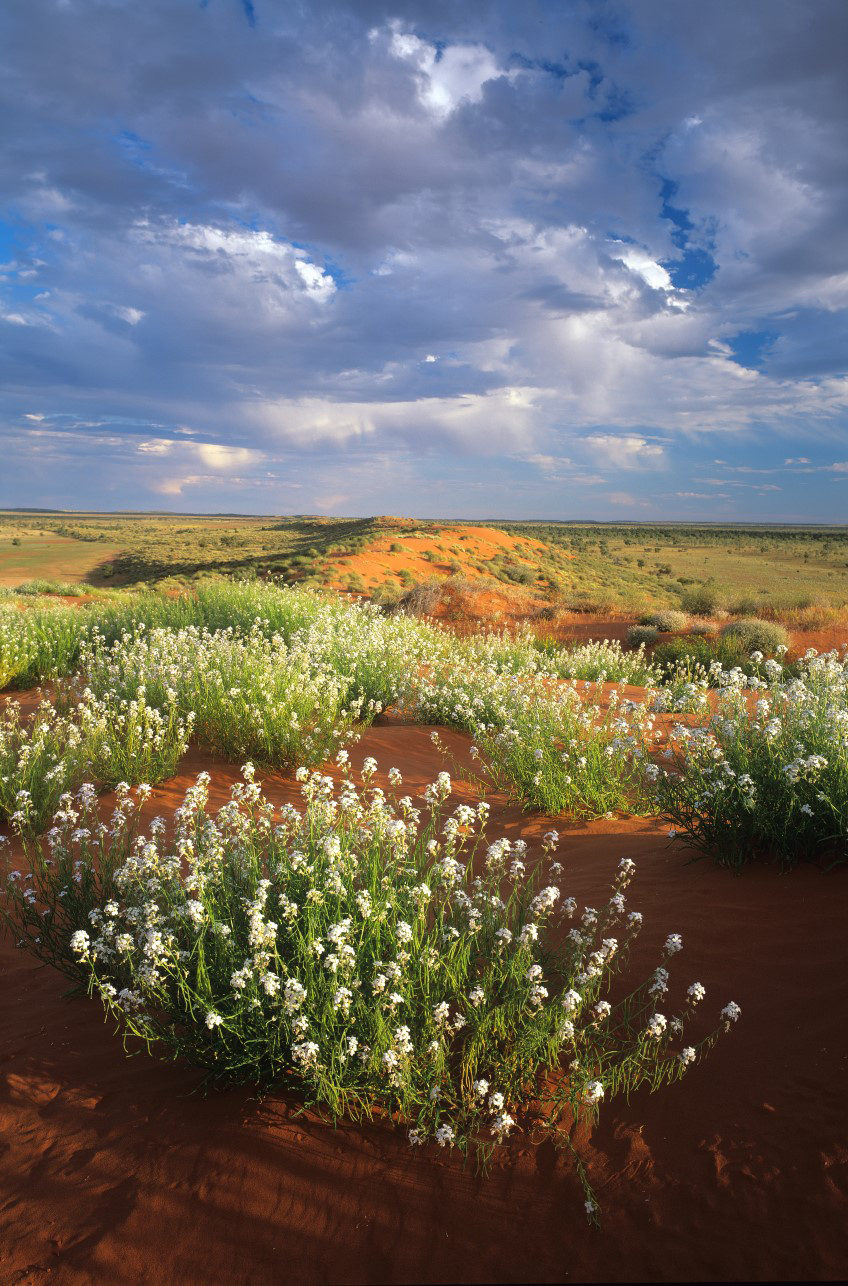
[
  {"xmin": 325, "ymin": 524, "xmax": 558, "ymax": 594},
  {"xmin": 1, "ymin": 721, "xmax": 847, "ymax": 1283}
]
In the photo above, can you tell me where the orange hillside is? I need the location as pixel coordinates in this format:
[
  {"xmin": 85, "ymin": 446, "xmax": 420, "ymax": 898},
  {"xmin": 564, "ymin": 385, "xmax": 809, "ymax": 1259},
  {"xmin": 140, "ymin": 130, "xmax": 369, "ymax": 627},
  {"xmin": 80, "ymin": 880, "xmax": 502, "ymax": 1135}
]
[{"xmin": 324, "ymin": 523, "xmax": 562, "ymax": 592}]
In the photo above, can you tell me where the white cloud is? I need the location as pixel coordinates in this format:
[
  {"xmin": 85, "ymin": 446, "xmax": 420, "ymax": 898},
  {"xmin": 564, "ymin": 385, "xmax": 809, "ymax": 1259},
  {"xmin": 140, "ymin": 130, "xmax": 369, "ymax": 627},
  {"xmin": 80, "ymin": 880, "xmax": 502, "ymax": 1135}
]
[
  {"xmin": 135, "ymin": 219, "xmax": 336, "ymax": 310},
  {"xmin": 583, "ymin": 434, "xmax": 667, "ymax": 470},
  {"xmin": 607, "ymin": 490, "xmax": 651, "ymax": 508},
  {"xmin": 312, "ymin": 491, "xmax": 351, "ymax": 512},
  {"xmin": 609, "ymin": 243, "xmax": 674, "ymax": 292},
  {"xmin": 112, "ymin": 304, "xmax": 145, "ymax": 325},
  {"xmin": 3, "ymin": 0, "xmax": 848, "ymax": 519},
  {"xmin": 294, "ymin": 258, "xmax": 336, "ymax": 303},
  {"xmin": 386, "ymin": 22, "xmax": 510, "ymax": 118},
  {"xmin": 245, "ymin": 387, "xmax": 544, "ymax": 452},
  {"xmin": 677, "ymin": 491, "xmax": 730, "ymax": 499},
  {"xmin": 194, "ymin": 442, "xmax": 260, "ymax": 471}
]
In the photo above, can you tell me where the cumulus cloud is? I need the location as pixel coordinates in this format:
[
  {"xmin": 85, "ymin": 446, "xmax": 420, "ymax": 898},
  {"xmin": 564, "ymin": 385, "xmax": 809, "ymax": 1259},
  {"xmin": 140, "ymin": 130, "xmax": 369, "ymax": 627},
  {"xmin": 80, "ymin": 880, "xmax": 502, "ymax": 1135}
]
[
  {"xmin": 245, "ymin": 387, "xmax": 543, "ymax": 452},
  {"xmin": 193, "ymin": 442, "xmax": 262, "ymax": 471},
  {"xmin": 0, "ymin": 0, "xmax": 846, "ymax": 517},
  {"xmin": 383, "ymin": 20, "xmax": 511, "ymax": 117},
  {"xmin": 582, "ymin": 435, "xmax": 667, "ymax": 470}
]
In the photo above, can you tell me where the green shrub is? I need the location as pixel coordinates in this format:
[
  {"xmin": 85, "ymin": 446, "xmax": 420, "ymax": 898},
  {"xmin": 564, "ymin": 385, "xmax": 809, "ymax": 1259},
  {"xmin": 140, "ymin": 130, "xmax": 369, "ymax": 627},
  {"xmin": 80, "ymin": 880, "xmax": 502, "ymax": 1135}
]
[
  {"xmin": 411, "ymin": 659, "xmax": 656, "ymax": 818},
  {"xmin": 726, "ymin": 597, "xmax": 763, "ymax": 617},
  {"xmin": 648, "ymin": 610, "xmax": 688, "ymax": 633},
  {"xmin": 627, "ymin": 624, "xmax": 658, "ymax": 647},
  {"xmin": 0, "ymin": 687, "xmax": 193, "ymax": 831},
  {"xmin": 681, "ymin": 586, "xmax": 725, "ymax": 616},
  {"xmin": 652, "ymin": 636, "xmax": 721, "ymax": 678},
  {"xmin": 14, "ymin": 580, "xmax": 80, "ymax": 596},
  {"xmin": 0, "ymin": 701, "xmax": 83, "ymax": 830},
  {"xmin": 370, "ymin": 583, "xmax": 404, "ymax": 610},
  {"xmin": 719, "ymin": 618, "xmax": 789, "ymax": 655}
]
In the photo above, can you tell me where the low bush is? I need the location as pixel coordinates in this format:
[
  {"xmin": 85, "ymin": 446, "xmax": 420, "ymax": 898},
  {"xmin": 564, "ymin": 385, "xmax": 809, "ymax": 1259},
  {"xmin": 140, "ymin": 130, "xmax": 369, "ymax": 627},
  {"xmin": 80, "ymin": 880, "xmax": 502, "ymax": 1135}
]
[
  {"xmin": 538, "ymin": 638, "xmax": 660, "ymax": 686},
  {"xmin": 398, "ymin": 580, "xmax": 443, "ymax": 616},
  {"xmin": 719, "ymin": 618, "xmax": 789, "ymax": 655},
  {"xmin": 0, "ymin": 687, "xmax": 192, "ymax": 831},
  {"xmin": 726, "ymin": 597, "xmax": 764, "ymax": 618},
  {"xmin": 680, "ymin": 586, "xmax": 726, "ymax": 617},
  {"xmin": 0, "ymin": 603, "xmax": 90, "ymax": 688},
  {"xmin": 627, "ymin": 625, "xmax": 658, "ymax": 647},
  {"xmin": 0, "ymin": 701, "xmax": 83, "ymax": 831},
  {"xmin": 651, "ymin": 651, "xmax": 848, "ymax": 868},
  {"xmin": 14, "ymin": 580, "xmax": 83, "ymax": 596},
  {"xmin": 409, "ymin": 656, "xmax": 655, "ymax": 818},
  {"xmin": 2, "ymin": 767, "xmax": 740, "ymax": 1216},
  {"xmin": 652, "ymin": 636, "xmax": 718, "ymax": 678},
  {"xmin": 647, "ymin": 610, "xmax": 688, "ymax": 633},
  {"xmin": 651, "ymin": 635, "xmax": 791, "ymax": 685}
]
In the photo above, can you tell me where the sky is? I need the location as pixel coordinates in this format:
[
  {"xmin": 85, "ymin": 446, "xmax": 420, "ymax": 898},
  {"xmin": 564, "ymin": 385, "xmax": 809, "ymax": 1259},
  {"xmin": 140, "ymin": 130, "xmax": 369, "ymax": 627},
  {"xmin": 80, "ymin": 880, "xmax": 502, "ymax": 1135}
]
[{"xmin": 1, "ymin": 0, "xmax": 847, "ymax": 521}]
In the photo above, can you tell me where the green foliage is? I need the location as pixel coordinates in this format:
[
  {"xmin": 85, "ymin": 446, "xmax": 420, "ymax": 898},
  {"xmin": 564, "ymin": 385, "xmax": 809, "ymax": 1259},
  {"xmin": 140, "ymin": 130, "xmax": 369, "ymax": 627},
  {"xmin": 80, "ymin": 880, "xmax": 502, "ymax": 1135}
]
[
  {"xmin": 409, "ymin": 653, "xmax": 655, "ymax": 819},
  {"xmin": 652, "ymin": 636, "xmax": 719, "ymax": 677},
  {"xmin": 680, "ymin": 586, "xmax": 725, "ymax": 616},
  {"xmin": 650, "ymin": 634, "xmax": 790, "ymax": 684},
  {"xmin": 2, "ymin": 768, "xmax": 737, "ymax": 1210},
  {"xmin": 652, "ymin": 651, "xmax": 848, "ymax": 868},
  {"xmin": 14, "ymin": 579, "xmax": 83, "ymax": 596},
  {"xmin": 627, "ymin": 625, "xmax": 658, "ymax": 647},
  {"xmin": 647, "ymin": 610, "xmax": 688, "ymax": 633},
  {"xmin": 719, "ymin": 618, "xmax": 789, "ymax": 655},
  {"xmin": 0, "ymin": 701, "xmax": 82, "ymax": 831}
]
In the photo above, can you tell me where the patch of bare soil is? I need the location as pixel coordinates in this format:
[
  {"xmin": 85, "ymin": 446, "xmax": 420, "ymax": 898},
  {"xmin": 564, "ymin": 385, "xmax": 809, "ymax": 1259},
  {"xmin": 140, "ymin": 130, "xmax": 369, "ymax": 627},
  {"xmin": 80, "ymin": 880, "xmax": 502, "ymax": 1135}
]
[{"xmin": 786, "ymin": 626, "xmax": 848, "ymax": 659}]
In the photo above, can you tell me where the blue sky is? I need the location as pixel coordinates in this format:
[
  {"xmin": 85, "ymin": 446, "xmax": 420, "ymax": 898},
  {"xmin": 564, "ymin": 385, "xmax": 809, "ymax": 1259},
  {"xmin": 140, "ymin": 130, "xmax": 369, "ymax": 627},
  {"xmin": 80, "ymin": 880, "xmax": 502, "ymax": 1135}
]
[{"xmin": 1, "ymin": 0, "xmax": 847, "ymax": 520}]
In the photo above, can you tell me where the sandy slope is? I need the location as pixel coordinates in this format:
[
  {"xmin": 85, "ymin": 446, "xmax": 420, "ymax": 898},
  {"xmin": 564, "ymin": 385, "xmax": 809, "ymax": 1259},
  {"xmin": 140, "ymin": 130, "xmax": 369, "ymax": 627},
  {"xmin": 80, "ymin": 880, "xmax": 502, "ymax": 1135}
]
[
  {"xmin": 325, "ymin": 524, "xmax": 556, "ymax": 593},
  {"xmin": 1, "ymin": 718, "xmax": 847, "ymax": 1283}
]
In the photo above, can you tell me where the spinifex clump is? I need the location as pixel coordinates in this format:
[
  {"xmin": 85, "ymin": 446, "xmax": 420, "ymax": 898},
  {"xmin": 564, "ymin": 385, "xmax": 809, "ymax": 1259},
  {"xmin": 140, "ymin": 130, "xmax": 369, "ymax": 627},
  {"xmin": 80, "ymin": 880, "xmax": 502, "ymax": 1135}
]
[{"xmin": 3, "ymin": 763, "xmax": 740, "ymax": 1215}]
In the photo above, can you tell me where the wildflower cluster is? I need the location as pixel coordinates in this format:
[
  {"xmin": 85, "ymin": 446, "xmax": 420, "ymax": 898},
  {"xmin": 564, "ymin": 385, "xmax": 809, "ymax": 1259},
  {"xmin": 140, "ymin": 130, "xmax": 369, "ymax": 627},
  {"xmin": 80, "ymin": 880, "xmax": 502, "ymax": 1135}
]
[
  {"xmin": 1, "ymin": 586, "xmax": 441, "ymax": 831},
  {"xmin": 4, "ymin": 765, "xmax": 738, "ymax": 1218},
  {"xmin": 0, "ymin": 691, "xmax": 191, "ymax": 832},
  {"xmin": 453, "ymin": 629, "xmax": 660, "ymax": 687},
  {"xmin": 408, "ymin": 663, "xmax": 657, "ymax": 818},
  {"xmin": 653, "ymin": 649, "xmax": 848, "ymax": 867}
]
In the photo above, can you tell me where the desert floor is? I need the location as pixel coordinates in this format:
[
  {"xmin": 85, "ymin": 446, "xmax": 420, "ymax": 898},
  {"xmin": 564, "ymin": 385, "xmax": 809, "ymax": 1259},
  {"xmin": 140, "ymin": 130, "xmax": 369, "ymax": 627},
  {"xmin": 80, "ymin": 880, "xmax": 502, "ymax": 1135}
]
[{"xmin": 1, "ymin": 702, "xmax": 847, "ymax": 1284}]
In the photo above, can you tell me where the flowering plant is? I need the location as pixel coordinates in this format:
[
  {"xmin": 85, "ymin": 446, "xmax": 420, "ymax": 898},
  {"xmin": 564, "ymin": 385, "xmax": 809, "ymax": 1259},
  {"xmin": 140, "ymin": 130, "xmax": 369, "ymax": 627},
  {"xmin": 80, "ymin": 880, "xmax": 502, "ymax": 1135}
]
[
  {"xmin": 4, "ymin": 763, "xmax": 739, "ymax": 1217},
  {"xmin": 653, "ymin": 649, "xmax": 848, "ymax": 867}
]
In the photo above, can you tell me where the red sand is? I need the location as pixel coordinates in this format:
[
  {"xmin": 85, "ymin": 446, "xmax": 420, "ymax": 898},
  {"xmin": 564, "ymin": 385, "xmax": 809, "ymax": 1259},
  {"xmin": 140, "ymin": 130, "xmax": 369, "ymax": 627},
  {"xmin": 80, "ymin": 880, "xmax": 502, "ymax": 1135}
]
[
  {"xmin": 786, "ymin": 626, "xmax": 848, "ymax": 659},
  {"xmin": 325, "ymin": 524, "xmax": 557, "ymax": 594},
  {"xmin": 2, "ymin": 724, "xmax": 848, "ymax": 1283}
]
